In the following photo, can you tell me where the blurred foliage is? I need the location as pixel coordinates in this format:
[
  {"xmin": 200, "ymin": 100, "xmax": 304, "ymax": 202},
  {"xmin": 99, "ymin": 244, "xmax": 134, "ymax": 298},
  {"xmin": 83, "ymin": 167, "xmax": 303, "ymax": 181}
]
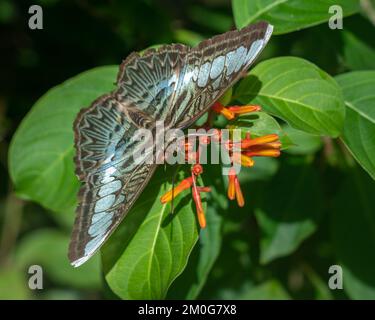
[{"xmin": 1, "ymin": 0, "xmax": 375, "ymax": 300}]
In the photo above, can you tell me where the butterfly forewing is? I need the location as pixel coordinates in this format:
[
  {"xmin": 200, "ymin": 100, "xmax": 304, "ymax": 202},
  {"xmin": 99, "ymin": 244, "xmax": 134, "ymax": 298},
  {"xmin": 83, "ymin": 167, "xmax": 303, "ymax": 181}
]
[
  {"xmin": 170, "ymin": 21, "xmax": 273, "ymax": 128},
  {"xmin": 115, "ymin": 44, "xmax": 188, "ymax": 123},
  {"xmin": 69, "ymin": 21, "xmax": 273, "ymax": 266}
]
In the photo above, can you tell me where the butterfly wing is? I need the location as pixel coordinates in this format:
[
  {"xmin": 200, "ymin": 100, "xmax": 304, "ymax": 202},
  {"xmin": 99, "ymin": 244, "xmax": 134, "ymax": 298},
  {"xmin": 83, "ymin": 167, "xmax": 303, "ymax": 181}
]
[
  {"xmin": 69, "ymin": 45, "xmax": 190, "ymax": 266},
  {"xmin": 170, "ymin": 21, "xmax": 273, "ymax": 128},
  {"xmin": 69, "ymin": 21, "xmax": 273, "ymax": 267},
  {"xmin": 69, "ymin": 94, "xmax": 157, "ymax": 266},
  {"xmin": 115, "ymin": 44, "xmax": 189, "ymax": 122}
]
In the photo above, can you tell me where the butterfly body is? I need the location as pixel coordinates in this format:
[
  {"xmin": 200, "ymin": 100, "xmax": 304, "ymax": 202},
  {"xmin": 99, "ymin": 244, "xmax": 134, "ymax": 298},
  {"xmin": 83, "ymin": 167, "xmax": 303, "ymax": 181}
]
[{"xmin": 69, "ymin": 21, "xmax": 273, "ymax": 267}]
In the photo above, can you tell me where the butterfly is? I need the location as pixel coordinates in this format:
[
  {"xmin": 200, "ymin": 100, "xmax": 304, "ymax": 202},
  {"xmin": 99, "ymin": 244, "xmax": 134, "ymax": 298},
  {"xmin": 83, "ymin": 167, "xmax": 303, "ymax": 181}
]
[{"xmin": 68, "ymin": 21, "xmax": 273, "ymax": 267}]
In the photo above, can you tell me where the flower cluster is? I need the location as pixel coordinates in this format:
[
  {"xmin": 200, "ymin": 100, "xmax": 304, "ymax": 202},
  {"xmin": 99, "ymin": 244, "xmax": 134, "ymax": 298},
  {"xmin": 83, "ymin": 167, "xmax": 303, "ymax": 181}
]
[{"xmin": 160, "ymin": 101, "xmax": 281, "ymax": 228}]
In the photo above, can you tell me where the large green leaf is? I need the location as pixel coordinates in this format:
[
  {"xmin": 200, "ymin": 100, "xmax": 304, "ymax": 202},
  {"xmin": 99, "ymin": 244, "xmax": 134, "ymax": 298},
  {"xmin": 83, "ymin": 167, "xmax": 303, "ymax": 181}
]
[
  {"xmin": 332, "ymin": 167, "xmax": 375, "ymax": 299},
  {"xmin": 232, "ymin": 0, "xmax": 360, "ymax": 34},
  {"xmin": 282, "ymin": 125, "xmax": 322, "ymax": 155},
  {"xmin": 102, "ymin": 166, "xmax": 201, "ymax": 299},
  {"xmin": 335, "ymin": 71, "xmax": 375, "ymax": 180},
  {"xmin": 255, "ymin": 161, "xmax": 322, "ymax": 264},
  {"xmin": 8, "ymin": 66, "xmax": 118, "ymax": 212},
  {"xmin": 166, "ymin": 204, "xmax": 222, "ymax": 299},
  {"xmin": 166, "ymin": 165, "xmax": 226, "ymax": 299},
  {"xmin": 234, "ymin": 57, "xmax": 345, "ymax": 137}
]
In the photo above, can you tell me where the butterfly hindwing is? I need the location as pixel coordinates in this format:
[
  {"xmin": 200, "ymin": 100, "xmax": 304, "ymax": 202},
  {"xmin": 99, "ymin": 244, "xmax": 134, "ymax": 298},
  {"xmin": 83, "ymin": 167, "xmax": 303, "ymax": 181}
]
[
  {"xmin": 73, "ymin": 94, "xmax": 135, "ymax": 179},
  {"xmin": 70, "ymin": 94, "xmax": 157, "ymax": 266},
  {"xmin": 69, "ymin": 162, "xmax": 156, "ymax": 266}
]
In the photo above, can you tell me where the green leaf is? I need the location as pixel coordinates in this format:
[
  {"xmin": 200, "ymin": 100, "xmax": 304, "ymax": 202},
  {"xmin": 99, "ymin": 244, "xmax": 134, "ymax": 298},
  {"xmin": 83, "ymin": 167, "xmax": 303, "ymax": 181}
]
[
  {"xmin": 342, "ymin": 31, "xmax": 375, "ymax": 70},
  {"xmin": 241, "ymin": 279, "xmax": 291, "ymax": 300},
  {"xmin": 282, "ymin": 125, "xmax": 322, "ymax": 155},
  {"xmin": 255, "ymin": 161, "xmax": 322, "ymax": 264},
  {"xmin": 230, "ymin": 111, "xmax": 293, "ymax": 149},
  {"xmin": 332, "ymin": 167, "xmax": 375, "ymax": 299},
  {"xmin": 219, "ymin": 87, "xmax": 233, "ymax": 106},
  {"xmin": 8, "ymin": 66, "xmax": 118, "ymax": 212},
  {"xmin": 232, "ymin": 0, "xmax": 360, "ymax": 34},
  {"xmin": 335, "ymin": 71, "xmax": 375, "ymax": 180},
  {"xmin": 0, "ymin": 268, "xmax": 30, "ymax": 299},
  {"xmin": 166, "ymin": 165, "xmax": 226, "ymax": 299},
  {"xmin": 15, "ymin": 229, "xmax": 101, "ymax": 289},
  {"xmin": 166, "ymin": 205, "xmax": 222, "ymax": 299},
  {"xmin": 234, "ymin": 57, "xmax": 345, "ymax": 137},
  {"xmin": 102, "ymin": 166, "xmax": 200, "ymax": 300}
]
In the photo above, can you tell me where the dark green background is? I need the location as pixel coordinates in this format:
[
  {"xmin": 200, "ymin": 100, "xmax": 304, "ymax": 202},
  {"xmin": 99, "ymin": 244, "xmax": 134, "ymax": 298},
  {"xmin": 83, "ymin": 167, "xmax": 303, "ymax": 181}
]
[{"xmin": 1, "ymin": 0, "xmax": 375, "ymax": 299}]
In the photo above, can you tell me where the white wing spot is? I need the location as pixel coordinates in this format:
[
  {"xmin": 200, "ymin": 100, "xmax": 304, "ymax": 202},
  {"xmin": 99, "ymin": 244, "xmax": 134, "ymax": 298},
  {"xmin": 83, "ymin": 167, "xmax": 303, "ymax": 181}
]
[
  {"xmin": 197, "ymin": 62, "xmax": 211, "ymax": 87},
  {"xmin": 245, "ymin": 39, "xmax": 263, "ymax": 66},
  {"xmin": 98, "ymin": 180, "xmax": 122, "ymax": 197},
  {"xmin": 94, "ymin": 194, "xmax": 116, "ymax": 213},
  {"xmin": 225, "ymin": 50, "xmax": 237, "ymax": 76},
  {"xmin": 234, "ymin": 46, "xmax": 247, "ymax": 73},
  {"xmin": 210, "ymin": 55, "xmax": 225, "ymax": 79},
  {"xmin": 89, "ymin": 213, "xmax": 113, "ymax": 236}
]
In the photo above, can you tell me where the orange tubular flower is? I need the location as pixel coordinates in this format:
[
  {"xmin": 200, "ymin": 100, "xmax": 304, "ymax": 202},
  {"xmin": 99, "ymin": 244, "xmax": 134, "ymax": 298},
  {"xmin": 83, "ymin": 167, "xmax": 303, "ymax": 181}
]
[
  {"xmin": 211, "ymin": 101, "xmax": 261, "ymax": 120},
  {"xmin": 191, "ymin": 164, "xmax": 208, "ymax": 228},
  {"xmin": 240, "ymin": 134, "xmax": 279, "ymax": 149},
  {"xmin": 227, "ymin": 104, "xmax": 261, "ymax": 114},
  {"xmin": 232, "ymin": 153, "xmax": 255, "ymax": 167},
  {"xmin": 241, "ymin": 134, "xmax": 282, "ymax": 158},
  {"xmin": 191, "ymin": 178, "xmax": 206, "ymax": 228},
  {"xmin": 227, "ymin": 167, "xmax": 244, "ymax": 207},
  {"xmin": 160, "ymin": 177, "xmax": 193, "ymax": 204},
  {"xmin": 211, "ymin": 101, "xmax": 235, "ymax": 120},
  {"xmin": 229, "ymin": 133, "xmax": 281, "ymax": 170},
  {"xmin": 227, "ymin": 170, "xmax": 236, "ymax": 200},
  {"xmin": 234, "ymin": 175, "xmax": 244, "ymax": 207},
  {"xmin": 244, "ymin": 147, "xmax": 281, "ymax": 158},
  {"xmin": 225, "ymin": 132, "xmax": 281, "ymax": 207}
]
